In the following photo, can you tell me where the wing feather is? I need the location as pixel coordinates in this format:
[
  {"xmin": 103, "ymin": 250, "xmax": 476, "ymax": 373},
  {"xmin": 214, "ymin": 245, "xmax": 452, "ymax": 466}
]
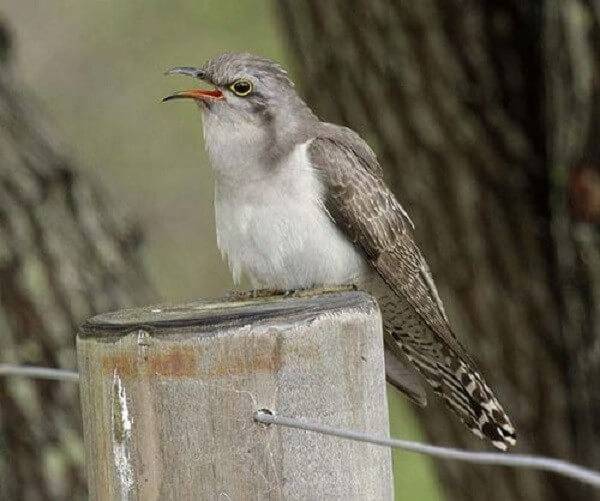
[{"xmin": 309, "ymin": 135, "xmax": 470, "ymax": 361}]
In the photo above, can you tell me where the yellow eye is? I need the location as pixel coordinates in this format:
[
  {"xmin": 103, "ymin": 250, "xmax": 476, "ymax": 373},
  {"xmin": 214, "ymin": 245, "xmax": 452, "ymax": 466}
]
[{"xmin": 230, "ymin": 79, "xmax": 253, "ymax": 96}]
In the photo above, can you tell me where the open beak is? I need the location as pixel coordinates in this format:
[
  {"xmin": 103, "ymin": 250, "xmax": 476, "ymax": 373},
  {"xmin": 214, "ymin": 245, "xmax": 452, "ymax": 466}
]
[
  {"xmin": 162, "ymin": 66, "xmax": 224, "ymax": 103},
  {"xmin": 162, "ymin": 88, "xmax": 224, "ymax": 102}
]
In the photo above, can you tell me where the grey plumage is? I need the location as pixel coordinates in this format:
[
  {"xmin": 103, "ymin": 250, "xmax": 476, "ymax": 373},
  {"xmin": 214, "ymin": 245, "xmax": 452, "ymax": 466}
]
[
  {"xmin": 164, "ymin": 52, "xmax": 516, "ymax": 450},
  {"xmin": 200, "ymin": 53, "xmax": 293, "ymax": 87}
]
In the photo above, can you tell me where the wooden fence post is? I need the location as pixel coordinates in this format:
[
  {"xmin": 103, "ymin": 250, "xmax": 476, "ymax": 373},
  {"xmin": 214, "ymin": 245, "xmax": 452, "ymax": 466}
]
[{"xmin": 77, "ymin": 291, "xmax": 393, "ymax": 500}]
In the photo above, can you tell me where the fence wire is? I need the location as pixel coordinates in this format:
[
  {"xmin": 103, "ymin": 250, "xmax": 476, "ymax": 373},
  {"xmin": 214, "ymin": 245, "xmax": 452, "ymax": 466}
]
[
  {"xmin": 254, "ymin": 410, "xmax": 600, "ymax": 488},
  {"xmin": 2, "ymin": 364, "xmax": 600, "ymax": 489},
  {"xmin": 0, "ymin": 364, "xmax": 79, "ymax": 381}
]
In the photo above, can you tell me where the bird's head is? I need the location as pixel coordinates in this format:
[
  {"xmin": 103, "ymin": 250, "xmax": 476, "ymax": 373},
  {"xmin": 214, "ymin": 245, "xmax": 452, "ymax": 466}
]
[
  {"xmin": 164, "ymin": 52, "xmax": 313, "ymax": 125},
  {"xmin": 163, "ymin": 52, "xmax": 316, "ymax": 171}
]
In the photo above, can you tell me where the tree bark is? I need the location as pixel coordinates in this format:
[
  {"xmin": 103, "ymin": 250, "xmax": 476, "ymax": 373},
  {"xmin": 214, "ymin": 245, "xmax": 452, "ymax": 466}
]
[
  {"xmin": 0, "ymin": 21, "xmax": 152, "ymax": 500},
  {"xmin": 277, "ymin": 1, "xmax": 600, "ymax": 500}
]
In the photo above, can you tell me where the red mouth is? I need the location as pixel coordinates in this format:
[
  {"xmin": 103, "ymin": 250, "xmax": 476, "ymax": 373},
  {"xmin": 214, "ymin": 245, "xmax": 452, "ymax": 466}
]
[{"xmin": 162, "ymin": 88, "xmax": 224, "ymax": 102}]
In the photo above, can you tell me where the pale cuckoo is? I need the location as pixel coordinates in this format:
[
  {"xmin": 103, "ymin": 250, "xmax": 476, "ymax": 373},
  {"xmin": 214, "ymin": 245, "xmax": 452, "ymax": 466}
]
[{"xmin": 163, "ymin": 52, "xmax": 516, "ymax": 450}]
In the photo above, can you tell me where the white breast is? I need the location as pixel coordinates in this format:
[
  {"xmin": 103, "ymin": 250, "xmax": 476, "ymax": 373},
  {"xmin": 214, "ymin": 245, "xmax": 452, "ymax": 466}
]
[{"xmin": 213, "ymin": 141, "xmax": 367, "ymax": 290}]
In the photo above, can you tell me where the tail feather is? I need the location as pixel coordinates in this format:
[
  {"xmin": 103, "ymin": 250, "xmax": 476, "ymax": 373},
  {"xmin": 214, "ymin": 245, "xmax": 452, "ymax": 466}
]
[
  {"xmin": 399, "ymin": 337, "xmax": 516, "ymax": 450},
  {"xmin": 371, "ymin": 282, "xmax": 516, "ymax": 449}
]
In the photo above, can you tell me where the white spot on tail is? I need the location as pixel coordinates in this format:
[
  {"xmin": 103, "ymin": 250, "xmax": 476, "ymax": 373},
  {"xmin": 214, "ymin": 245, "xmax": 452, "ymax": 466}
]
[{"xmin": 492, "ymin": 440, "xmax": 508, "ymax": 451}]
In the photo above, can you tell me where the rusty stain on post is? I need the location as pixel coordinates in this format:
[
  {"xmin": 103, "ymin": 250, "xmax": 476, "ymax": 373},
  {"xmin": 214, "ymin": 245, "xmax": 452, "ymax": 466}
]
[
  {"xmin": 101, "ymin": 338, "xmax": 286, "ymax": 378},
  {"xmin": 102, "ymin": 349, "xmax": 199, "ymax": 378}
]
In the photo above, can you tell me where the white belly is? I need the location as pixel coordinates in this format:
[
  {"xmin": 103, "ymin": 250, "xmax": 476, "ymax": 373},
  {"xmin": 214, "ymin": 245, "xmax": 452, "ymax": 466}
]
[{"xmin": 213, "ymin": 142, "xmax": 367, "ymax": 290}]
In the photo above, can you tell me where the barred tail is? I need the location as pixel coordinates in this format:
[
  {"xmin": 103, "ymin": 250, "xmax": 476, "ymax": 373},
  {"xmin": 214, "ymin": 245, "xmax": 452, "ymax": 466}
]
[
  {"xmin": 375, "ymin": 285, "xmax": 516, "ymax": 449},
  {"xmin": 398, "ymin": 336, "xmax": 516, "ymax": 450}
]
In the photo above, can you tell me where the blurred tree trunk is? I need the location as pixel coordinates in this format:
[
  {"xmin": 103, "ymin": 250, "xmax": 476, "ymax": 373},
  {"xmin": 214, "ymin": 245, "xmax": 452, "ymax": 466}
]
[
  {"xmin": 278, "ymin": 1, "xmax": 600, "ymax": 500},
  {"xmin": 0, "ymin": 20, "xmax": 152, "ymax": 500}
]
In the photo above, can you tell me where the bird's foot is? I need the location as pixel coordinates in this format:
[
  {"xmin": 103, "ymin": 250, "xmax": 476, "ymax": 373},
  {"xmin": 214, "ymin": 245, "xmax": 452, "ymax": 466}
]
[
  {"xmin": 227, "ymin": 284, "xmax": 358, "ymax": 301},
  {"xmin": 286, "ymin": 284, "xmax": 358, "ymax": 298},
  {"xmin": 226, "ymin": 288, "xmax": 287, "ymax": 301}
]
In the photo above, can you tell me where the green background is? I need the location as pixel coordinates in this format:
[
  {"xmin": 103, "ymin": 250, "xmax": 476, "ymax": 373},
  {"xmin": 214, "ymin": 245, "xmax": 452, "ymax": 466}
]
[{"xmin": 3, "ymin": 1, "xmax": 441, "ymax": 498}]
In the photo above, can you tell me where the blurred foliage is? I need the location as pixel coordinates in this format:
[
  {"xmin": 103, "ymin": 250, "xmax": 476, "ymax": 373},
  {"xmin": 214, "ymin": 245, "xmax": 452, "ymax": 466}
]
[
  {"xmin": 0, "ymin": 18, "xmax": 10, "ymax": 63},
  {"xmin": 389, "ymin": 389, "xmax": 442, "ymax": 500},
  {"xmin": 2, "ymin": 1, "xmax": 441, "ymax": 498}
]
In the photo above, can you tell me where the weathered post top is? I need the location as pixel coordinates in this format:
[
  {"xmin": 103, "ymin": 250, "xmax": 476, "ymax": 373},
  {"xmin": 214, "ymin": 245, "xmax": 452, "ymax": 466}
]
[
  {"xmin": 77, "ymin": 291, "xmax": 393, "ymax": 500},
  {"xmin": 79, "ymin": 290, "xmax": 375, "ymax": 338}
]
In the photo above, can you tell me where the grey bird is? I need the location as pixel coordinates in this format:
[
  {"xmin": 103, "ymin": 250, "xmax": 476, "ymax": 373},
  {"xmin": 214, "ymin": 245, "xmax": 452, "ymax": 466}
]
[{"xmin": 163, "ymin": 52, "xmax": 516, "ymax": 450}]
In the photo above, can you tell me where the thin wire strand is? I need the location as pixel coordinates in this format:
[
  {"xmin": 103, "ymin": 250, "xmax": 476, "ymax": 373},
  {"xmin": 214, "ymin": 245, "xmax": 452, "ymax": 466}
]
[
  {"xmin": 2, "ymin": 364, "xmax": 599, "ymax": 489},
  {"xmin": 0, "ymin": 364, "xmax": 79, "ymax": 381},
  {"xmin": 254, "ymin": 410, "xmax": 600, "ymax": 488}
]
